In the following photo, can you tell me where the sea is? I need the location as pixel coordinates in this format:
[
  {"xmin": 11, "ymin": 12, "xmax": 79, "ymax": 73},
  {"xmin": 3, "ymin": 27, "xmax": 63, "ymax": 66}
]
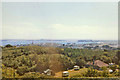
[{"xmin": 0, "ymin": 39, "xmax": 117, "ymax": 46}]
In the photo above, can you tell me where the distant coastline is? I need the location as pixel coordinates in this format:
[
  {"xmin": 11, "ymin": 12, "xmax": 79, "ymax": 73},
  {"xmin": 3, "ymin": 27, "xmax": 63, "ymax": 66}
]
[{"xmin": 0, "ymin": 39, "xmax": 118, "ymax": 46}]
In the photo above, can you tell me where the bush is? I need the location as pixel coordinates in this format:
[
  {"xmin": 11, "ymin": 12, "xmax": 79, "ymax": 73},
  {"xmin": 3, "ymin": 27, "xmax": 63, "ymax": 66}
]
[
  {"xmin": 84, "ymin": 68, "xmax": 98, "ymax": 77},
  {"xmin": 16, "ymin": 66, "xmax": 28, "ymax": 75},
  {"xmin": 5, "ymin": 44, "xmax": 13, "ymax": 47}
]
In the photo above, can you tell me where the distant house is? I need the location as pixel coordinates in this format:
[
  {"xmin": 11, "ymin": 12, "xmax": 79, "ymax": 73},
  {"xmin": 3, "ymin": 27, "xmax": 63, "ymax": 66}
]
[
  {"xmin": 109, "ymin": 63, "xmax": 115, "ymax": 66},
  {"xmin": 86, "ymin": 60, "xmax": 108, "ymax": 70},
  {"xmin": 109, "ymin": 69, "xmax": 113, "ymax": 73},
  {"xmin": 44, "ymin": 69, "xmax": 52, "ymax": 76}
]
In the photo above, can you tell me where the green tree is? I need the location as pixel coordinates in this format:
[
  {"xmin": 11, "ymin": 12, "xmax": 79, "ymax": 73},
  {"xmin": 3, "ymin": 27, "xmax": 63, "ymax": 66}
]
[{"xmin": 5, "ymin": 44, "xmax": 13, "ymax": 47}]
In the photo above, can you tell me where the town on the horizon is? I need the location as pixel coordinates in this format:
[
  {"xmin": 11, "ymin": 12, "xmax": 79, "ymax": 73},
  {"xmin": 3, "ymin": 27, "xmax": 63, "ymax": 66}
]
[{"xmin": 1, "ymin": 39, "xmax": 118, "ymax": 50}]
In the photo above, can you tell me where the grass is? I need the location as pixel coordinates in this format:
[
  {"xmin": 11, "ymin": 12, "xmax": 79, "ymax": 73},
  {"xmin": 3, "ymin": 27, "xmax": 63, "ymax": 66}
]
[{"xmin": 54, "ymin": 68, "xmax": 88, "ymax": 78}]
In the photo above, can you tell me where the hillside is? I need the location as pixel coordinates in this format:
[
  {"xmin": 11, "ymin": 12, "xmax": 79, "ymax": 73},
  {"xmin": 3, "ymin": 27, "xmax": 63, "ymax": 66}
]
[{"xmin": 1, "ymin": 45, "xmax": 120, "ymax": 78}]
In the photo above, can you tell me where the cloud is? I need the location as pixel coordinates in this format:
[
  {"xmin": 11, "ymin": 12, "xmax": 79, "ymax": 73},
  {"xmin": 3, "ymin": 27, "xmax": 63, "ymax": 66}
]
[
  {"xmin": 50, "ymin": 24, "xmax": 118, "ymax": 40},
  {"xmin": 3, "ymin": 22, "xmax": 42, "ymax": 39},
  {"xmin": 2, "ymin": 22, "xmax": 118, "ymax": 40},
  {"xmin": 2, "ymin": 2, "xmax": 117, "ymax": 40}
]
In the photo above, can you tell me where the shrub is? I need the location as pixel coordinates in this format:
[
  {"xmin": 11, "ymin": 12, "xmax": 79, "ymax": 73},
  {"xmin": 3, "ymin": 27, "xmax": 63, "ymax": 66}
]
[{"xmin": 5, "ymin": 44, "xmax": 13, "ymax": 47}]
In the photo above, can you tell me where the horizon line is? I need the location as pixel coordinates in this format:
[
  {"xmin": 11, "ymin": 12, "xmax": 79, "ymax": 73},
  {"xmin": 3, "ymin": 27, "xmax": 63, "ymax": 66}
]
[{"xmin": 0, "ymin": 39, "xmax": 118, "ymax": 41}]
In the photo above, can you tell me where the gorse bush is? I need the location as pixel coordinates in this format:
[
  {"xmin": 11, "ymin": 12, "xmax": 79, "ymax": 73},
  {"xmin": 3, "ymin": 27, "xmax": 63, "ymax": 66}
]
[{"xmin": 2, "ymin": 45, "xmax": 120, "ymax": 78}]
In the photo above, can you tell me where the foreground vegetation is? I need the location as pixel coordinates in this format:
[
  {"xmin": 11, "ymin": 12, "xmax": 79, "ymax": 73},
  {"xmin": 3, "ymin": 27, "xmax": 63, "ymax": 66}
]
[{"xmin": 1, "ymin": 45, "xmax": 120, "ymax": 78}]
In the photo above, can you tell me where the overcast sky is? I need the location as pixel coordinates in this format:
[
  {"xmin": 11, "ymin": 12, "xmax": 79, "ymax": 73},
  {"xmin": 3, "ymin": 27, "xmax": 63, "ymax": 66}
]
[{"xmin": 2, "ymin": 2, "xmax": 118, "ymax": 40}]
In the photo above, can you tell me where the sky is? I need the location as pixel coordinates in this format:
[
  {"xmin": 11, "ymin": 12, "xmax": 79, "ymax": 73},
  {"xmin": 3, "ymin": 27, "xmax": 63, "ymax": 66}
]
[{"xmin": 2, "ymin": 2, "xmax": 118, "ymax": 40}]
